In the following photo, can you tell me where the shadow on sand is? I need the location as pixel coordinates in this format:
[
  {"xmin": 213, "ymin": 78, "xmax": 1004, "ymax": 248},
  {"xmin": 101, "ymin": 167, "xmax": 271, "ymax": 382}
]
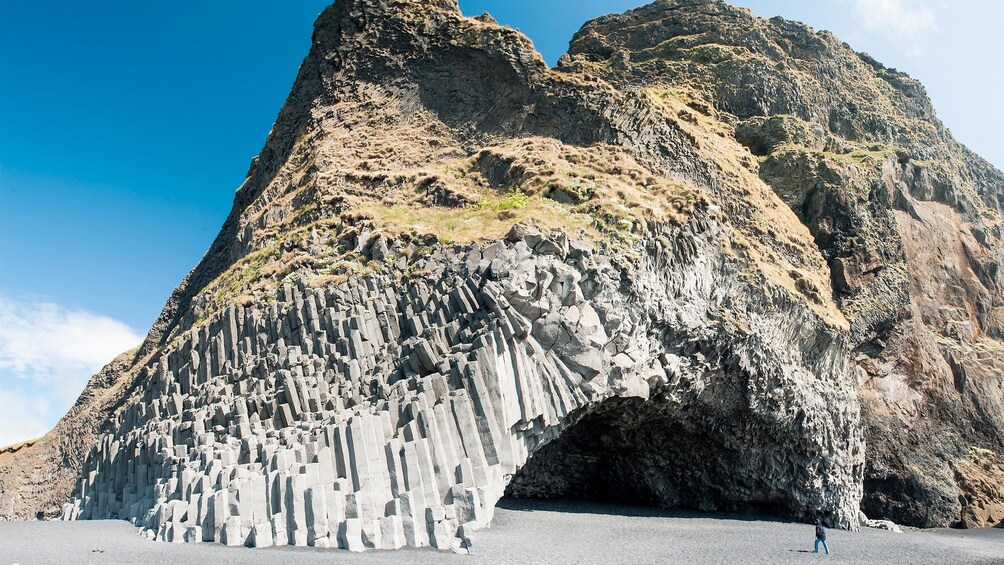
[{"xmin": 496, "ymin": 497, "xmax": 798, "ymax": 524}]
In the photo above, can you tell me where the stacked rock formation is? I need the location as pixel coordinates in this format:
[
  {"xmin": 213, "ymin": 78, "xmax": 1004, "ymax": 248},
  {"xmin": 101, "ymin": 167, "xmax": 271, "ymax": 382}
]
[
  {"xmin": 1, "ymin": 0, "xmax": 1001, "ymax": 549},
  {"xmin": 60, "ymin": 220, "xmax": 862, "ymax": 548}
]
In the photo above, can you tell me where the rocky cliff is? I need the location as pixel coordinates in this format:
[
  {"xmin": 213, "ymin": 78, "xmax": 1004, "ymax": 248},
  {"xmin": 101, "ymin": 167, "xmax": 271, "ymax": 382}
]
[
  {"xmin": 0, "ymin": 0, "xmax": 1000, "ymax": 549},
  {"xmin": 560, "ymin": 0, "xmax": 1004, "ymax": 527}
]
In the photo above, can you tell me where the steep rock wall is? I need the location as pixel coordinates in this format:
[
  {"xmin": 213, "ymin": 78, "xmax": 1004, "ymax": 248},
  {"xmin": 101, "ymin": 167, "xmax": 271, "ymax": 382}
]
[{"xmin": 563, "ymin": 0, "xmax": 1004, "ymax": 527}]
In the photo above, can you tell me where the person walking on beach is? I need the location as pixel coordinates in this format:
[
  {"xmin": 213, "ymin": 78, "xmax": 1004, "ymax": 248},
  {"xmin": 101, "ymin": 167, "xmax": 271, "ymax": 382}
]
[{"xmin": 813, "ymin": 519, "xmax": 829, "ymax": 555}]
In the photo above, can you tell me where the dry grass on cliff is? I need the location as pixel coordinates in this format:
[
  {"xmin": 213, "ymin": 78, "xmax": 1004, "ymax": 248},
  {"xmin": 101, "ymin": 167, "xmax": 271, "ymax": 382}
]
[
  {"xmin": 647, "ymin": 87, "xmax": 847, "ymax": 329},
  {"xmin": 348, "ymin": 136, "xmax": 703, "ymax": 243},
  {"xmin": 197, "ymin": 76, "xmax": 851, "ymax": 329},
  {"xmin": 353, "ymin": 193, "xmax": 592, "ymax": 243}
]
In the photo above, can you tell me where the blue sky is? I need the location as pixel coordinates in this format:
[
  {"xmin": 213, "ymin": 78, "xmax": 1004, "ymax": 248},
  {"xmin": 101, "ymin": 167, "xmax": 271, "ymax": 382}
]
[{"xmin": 0, "ymin": 0, "xmax": 1001, "ymax": 446}]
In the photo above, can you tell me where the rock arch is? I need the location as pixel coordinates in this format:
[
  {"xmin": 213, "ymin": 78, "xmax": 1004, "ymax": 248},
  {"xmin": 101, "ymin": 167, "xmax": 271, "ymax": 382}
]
[{"xmin": 63, "ymin": 220, "xmax": 863, "ymax": 550}]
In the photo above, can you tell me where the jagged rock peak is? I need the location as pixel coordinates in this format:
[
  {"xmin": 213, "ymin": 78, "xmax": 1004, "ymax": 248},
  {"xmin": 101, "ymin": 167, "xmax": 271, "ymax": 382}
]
[
  {"xmin": 562, "ymin": 0, "xmax": 944, "ymax": 149},
  {"xmin": 309, "ymin": 0, "xmax": 548, "ymax": 84}
]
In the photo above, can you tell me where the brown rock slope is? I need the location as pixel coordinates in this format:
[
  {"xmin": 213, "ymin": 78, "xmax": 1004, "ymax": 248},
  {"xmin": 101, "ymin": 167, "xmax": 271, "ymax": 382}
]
[{"xmin": 0, "ymin": 0, "xmax": 1000, "ymax": 534}]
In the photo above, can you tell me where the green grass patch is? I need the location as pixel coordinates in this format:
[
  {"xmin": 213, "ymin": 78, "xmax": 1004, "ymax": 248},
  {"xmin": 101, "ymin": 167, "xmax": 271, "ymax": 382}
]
[{"xmin": 475, "ymin": 187, "xmax": 529, "ymax": 212}]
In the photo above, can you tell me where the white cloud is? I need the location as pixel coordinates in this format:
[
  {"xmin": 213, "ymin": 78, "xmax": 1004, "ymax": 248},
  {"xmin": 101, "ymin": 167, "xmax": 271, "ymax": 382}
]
[
  {"xmin": 0, "ymin": 387, "xmax": 51, "ymax": 448},
  {"xmin": 0, "ymin": 295, "xmax": 143, "ymax": 447},
  {"xmin": 850, "ymin": 0, "xmax": 937, "ymax": 56}
]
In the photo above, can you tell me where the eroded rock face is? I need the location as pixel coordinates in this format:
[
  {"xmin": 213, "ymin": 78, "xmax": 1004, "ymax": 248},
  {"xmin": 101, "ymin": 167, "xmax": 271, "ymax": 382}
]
[
  {"xmin": 953, "ymin": 449, "xmax": 1004, "ymax": 529},
  {"xmin": 563, "ymin": 0, "xmax": 1004, "ymax": 528},
  {"xmin": 0, "ymin": 0, "xmax": 999, "ymax": 545},
  {"xmin": 59, "ymin": 220, "xmax": 861, "ymax": 548}
]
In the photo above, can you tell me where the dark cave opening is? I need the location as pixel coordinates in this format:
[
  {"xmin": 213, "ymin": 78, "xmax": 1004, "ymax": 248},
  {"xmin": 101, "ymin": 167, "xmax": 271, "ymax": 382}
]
[{"xmin": 504, "ymin": 397, "xmax": 797, "ymax": 518}]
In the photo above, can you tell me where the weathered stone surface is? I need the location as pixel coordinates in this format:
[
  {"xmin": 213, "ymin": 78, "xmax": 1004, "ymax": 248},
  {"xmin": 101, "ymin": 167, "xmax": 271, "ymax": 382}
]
[
  {"xmin": 865, "ymin": 519, "xmax": 902, "ymax": 533},
  {"xmin": 562, "ymin": 0, "xmax": 1004, "ymax": 528},
  {"xmin": 953, "ymin": 448, "xmax": 1004, "ymax": 529}
]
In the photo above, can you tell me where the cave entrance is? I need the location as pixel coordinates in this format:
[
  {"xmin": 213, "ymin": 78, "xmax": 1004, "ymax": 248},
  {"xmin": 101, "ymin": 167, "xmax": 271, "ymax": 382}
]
[{"xmin": 504, "ymin": 397, "xmax": 795, "ymax": 517}]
